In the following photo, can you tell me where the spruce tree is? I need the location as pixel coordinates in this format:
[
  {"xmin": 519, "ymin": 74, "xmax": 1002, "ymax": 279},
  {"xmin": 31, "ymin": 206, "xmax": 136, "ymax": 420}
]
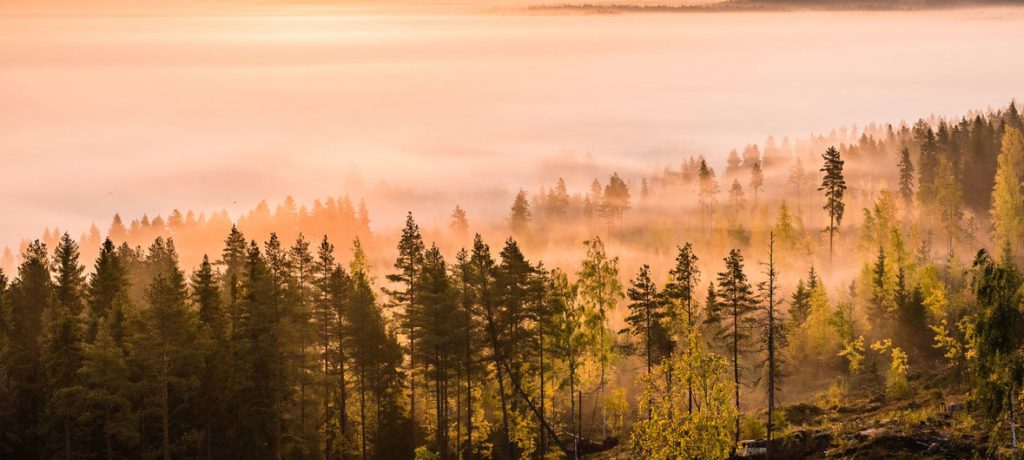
[
  {"xmin": 2, "ymin": 241, "xmax": 52, "ymax": 457},
  {"xmin": 898, "ymin": 147, "xmax": 915, "ymax": 216},
  {"xmin": 86, "ymin": 238, "xmax": 130, "ymax": 342}
]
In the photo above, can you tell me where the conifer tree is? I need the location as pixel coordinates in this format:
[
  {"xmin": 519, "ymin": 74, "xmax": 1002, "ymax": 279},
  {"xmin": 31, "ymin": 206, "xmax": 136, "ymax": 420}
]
[
  {"xmin": 970, "ymin": 250, "xmax": 1024, "ymax": 424},
  {"xmin": 820, "ymin": 146, "xmax": 847, "ymax": 267},
  {"xmin": 729, "ymin": 179, "xmax": 746, "ymax": 220},
  {"xmin": 663, "ymin": 242, "xmax": 701, "ymax": 413},
  {"xmin": 510, "ymin": 190, "xmax": 532, "ymax": 236},
  {"xmin": 289, "ymin": 233, "xmax": 316, "ymax": 443},
  {"xmin": 547, "ymin": 178, "xmax": 571, "ymax": 219},
  {"xmin": 413, "ymin": 245, "xmax": 457, "ymax": 459},
  {"xmin": 788, "ymin": 156, "xmax": 810, "ymax": 215},
  {"xmin": 86, "ymin": 238, "xmax": 129, "ymax": 342},
  {"xmin": 623, "ymin": 264, "xmax": 666, "ymax": 419},
  {"xmin": 789, "ymin": 278, "xmax": 811, "ymax": 327},
  {"xmin": 749, "ymin": 161, "xmax": 764, "ymax": 209},
  {"xmin": 603, "ymin": 172, "xmax": 631, "ymax": 224},
  {"xmin": 2, "ymin": 241, "xmax": 52, "ymax": 456},
  {"xmin": 698, "ymin": 159, "xmax": 720, "ymax": 230},
  {"xmin": 78, "ymin": 322, "xmax": 138, "ymax": 459},
  {"xmin": 191, "ymin": 254, "xmax": 229, "ymax": 458},
  {"xmin": 708, "ymin": 249, "xmax": 757, "ymax": 444},
  {"xmin": 128, "ymin": 239, "xmax": 199, "ymax": 460},
  {"xmin": 53, "ymin": 232, "xmax": 86, "ymax": 316},
  {"xmin": 933, "ymin": 157, "xmax": 963, "ymax": 255},
  {"xmin": 898, "ymin": 147, "xmax": 915, "ymax": 216},
  {"xmin": 449, "ymin": 248, "xmax": 479, "ymax": 459},
  {"xmin": 468, "ymin": 234, "xmax": 513, "ymax": 459},
  {"xmin": 385, "ymin": 213, "xmax": 425, "ymax": 429},
  {"xmin": 43, "ymin": 233, "xmax": 88, "ymax": 459},
  {"xmin": 220, "ymin": 225, "xmax": 248, "ymax": 337},
  {"xmin": 450, "ymin": 205, "xmax": 470, "ymax": 239},
  {"xmin": 758, "ymin": 233, "xmax": 786, "ymax": 458}
]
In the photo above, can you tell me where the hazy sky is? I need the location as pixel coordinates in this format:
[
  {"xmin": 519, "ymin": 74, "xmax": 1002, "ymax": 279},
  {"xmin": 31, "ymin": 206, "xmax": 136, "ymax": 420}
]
[{"xmin": 3, "ymin": 1, "xmax": 1024, "ymax": 246}]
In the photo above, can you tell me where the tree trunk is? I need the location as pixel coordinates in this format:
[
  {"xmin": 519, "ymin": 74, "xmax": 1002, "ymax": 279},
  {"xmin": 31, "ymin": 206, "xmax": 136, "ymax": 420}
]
[
  {"xmin": 570, "ymin": 363, "xmax": 578, "ymax": 460},
  {"xmin": 465, "ymin": 324, "xmax": 473, "ymax": 460},
  {"xmin": 539, "ymin": 318, "xmax": 547, "ymax": 455},
  {"xmin": 162, "ymin": 354, "xmax": 171, "ymax": 460},
  {"xmin": 733, "ymin": 301, "xmax": 740, "ymax": 445}
]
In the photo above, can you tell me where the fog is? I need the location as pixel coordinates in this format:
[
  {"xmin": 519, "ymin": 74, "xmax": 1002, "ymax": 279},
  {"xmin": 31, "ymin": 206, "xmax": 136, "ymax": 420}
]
[{"xmin": 2, "ymin": 1, "xmax": 1024, "ymax": 247}]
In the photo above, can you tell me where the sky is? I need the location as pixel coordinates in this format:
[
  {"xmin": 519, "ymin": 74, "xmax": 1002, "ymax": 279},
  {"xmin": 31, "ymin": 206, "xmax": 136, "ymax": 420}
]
[{"xmin": 3, "ymin": 1, "xmax": 1024, "ymax": 247}]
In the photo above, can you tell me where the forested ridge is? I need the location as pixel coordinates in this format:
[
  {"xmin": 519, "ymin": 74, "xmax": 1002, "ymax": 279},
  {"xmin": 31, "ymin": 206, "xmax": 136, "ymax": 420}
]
[{"xmin": 4, "ymin": 102, "xmax": 1024, "ymax": 458}]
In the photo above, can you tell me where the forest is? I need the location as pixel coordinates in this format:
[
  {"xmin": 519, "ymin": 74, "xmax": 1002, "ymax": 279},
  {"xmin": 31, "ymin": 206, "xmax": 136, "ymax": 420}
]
[{"xmin": 5, "ymin": 101, "xmax": 1024, "ymax": 459}]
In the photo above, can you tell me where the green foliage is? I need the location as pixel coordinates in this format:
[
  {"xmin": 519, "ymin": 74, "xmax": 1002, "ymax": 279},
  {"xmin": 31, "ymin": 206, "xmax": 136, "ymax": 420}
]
[
  {"xmin": 630, "ymin": 329, "xmax": 737, "ymax": 460},
  {"xmin": 871, "ymin": 339, "xmax": 912, "ymax": 400}
]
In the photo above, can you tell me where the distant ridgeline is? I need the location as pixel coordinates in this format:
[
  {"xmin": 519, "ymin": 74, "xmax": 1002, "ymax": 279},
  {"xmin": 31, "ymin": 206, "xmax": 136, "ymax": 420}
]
[{"xmin": 534, "ymin": 0, "xmax": 1023, "ymax": 12}]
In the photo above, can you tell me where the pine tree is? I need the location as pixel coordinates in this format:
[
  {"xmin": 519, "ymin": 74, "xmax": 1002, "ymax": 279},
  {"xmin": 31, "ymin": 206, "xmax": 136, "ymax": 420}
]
[
  {"xmin": 759, "ymin": 233, "xmax": 786, "ymax": 458},
  {"xmin": 708, "ymin": 249, "xmax": 757, "ymax": 444},
  {"xmin": 468, "ymin": 234, "xmax": 513, "ymax": 459},
  {"xmin": 664, "ymin": 243, "xmax": 701, "ymax": 330},
  {"xmin": 698, "ymin": 159, "xmax": 720, "ymax": 230},
  {"xmin": 820, "ymin": 146, "xmax": 847, "ymax": 267},
  {"xmin": 547, "ymin": 178, "xmax": 571, "ymax": 219},
  {"xmin": 623, "ymin": 264, "xmax": 666, "ymax": 419},
  {"xmin": 510, "ymin": 190, "xmax": 532, "ymax": 236},
  {"xmin": 313, "ymin": 235, "xmax": 340, "ymax": 459},
  {"xmin": 412, "ymin": 245, "xmax": 457, "ymax": 459},
  {"xmin": 289, "ymin": 233, "xmax": 317, "ymax": 446},
  {"xmin": 128, "ymin": 239, "xmax": 200, "ymax": 460},
  {"xmin": 749, "ymin": 161, "xmax": 764, "ymax": 209},
  {"xmin": 788, "ymin": 156, "xmax": 810, "ymax": 215},
  {"xmin": 603, "ymin": 172, "xmax": 631, "ymax": 224},
  {"xmin": 450, "ymin": 205, "xmax": 470, "ymax": 239},
  {"xmin": 663, "ymin": 242, "xmax": 701, "ymax": 413},
  {"xmin": 449, "ymin": 248, "xmax": 479, "ymax": 459},
  {"xmin": 384, "ymin": 213, "xmax": 425, "ymax": 433}
]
